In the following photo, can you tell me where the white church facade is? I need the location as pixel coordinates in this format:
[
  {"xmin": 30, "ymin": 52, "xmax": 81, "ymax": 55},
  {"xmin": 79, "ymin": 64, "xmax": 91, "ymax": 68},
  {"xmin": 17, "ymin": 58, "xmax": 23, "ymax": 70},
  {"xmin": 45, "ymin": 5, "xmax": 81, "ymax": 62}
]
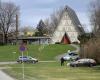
[{"xmin": 52, "ymin": 6, "xmax": 84, "ymax": 44}]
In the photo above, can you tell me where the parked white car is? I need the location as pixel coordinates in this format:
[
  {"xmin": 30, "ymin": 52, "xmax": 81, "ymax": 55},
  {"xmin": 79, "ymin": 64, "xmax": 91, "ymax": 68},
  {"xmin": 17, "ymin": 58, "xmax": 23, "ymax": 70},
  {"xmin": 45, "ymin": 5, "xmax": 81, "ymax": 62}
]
[
  {"xmin": 63, "ymin": 52, "xmax": 79, "ymax": 61},
  {"xmin": 69, "ymin": 58, "xmax": 96, "ymax": 67}
]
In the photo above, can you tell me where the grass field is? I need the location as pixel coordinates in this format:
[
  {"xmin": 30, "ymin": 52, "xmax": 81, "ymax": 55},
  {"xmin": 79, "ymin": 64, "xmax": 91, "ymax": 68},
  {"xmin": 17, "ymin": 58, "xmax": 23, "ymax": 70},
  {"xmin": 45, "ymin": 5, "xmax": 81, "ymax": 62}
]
[
  {"xmin": 3, "ymin": 62, "xmax": 100, "ymax": 80},
  {"xmin": 0, "ymin": 44, "xmax": 100, "ymax": 80},
  {"xmin": 0, "ymin": 44, "xmax": 75, "ymax": 61}
]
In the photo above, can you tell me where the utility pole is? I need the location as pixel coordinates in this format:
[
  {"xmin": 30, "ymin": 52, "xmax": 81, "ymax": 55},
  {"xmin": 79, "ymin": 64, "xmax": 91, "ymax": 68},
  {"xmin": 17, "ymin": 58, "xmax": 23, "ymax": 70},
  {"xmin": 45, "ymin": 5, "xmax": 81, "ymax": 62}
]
[{"xmin": 16, "ymin": 14, "xmax": 19, "ymax": 44}]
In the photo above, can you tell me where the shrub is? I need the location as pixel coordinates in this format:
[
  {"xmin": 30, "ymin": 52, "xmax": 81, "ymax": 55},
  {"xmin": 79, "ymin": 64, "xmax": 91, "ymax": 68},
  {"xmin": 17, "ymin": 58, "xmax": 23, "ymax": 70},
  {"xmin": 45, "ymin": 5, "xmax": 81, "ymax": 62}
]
[{"xmin": 82, "ymin": 38, "xmax": 100, "ymax": 63}]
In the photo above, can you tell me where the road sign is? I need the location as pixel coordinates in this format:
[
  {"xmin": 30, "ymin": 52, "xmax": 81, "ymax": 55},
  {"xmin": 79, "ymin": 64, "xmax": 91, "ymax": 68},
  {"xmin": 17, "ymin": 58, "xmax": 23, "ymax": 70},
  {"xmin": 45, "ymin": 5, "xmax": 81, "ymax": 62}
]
[
  {"xmin": 19, "ymin": 45, "xmax": 26, "ymax": 52},
  {"xmin": 19, "ymin": 44, "xmax": 26, "ymax": 80}
]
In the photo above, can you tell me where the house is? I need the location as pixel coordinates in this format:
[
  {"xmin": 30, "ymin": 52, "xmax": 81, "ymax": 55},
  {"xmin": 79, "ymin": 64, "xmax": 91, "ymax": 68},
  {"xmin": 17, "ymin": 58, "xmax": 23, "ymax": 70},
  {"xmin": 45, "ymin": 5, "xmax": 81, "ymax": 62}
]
[
  {"xmin": 12, "ymin": 37, "xmax": 51, "ymax": 44},
  {"xmin": 52, "ymin": 5, "xmax": 84, "ymax": 44}
]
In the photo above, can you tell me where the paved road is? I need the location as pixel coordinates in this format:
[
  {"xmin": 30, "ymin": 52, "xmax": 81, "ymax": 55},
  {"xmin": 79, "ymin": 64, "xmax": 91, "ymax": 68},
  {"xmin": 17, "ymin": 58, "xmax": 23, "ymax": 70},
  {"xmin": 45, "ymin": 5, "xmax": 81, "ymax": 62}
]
[
  {"xmin": 0, "ymin": 70, "xmax": 15, "ymax": 80},
  {"xmin": 0, "ymin": 61, "xmax": 56, "ymax": 65},
  {"xmin": 55, "ymin": 44, "xmax": 80, "ymax": 61},
  {"xmin": 0, "ymin": 61, "xmax": 17, "ymax": 65},
  {"xmin": 70, "ymin": 44, "xmax": 80, "ymax": 53},
  {"xmin": 0, "ymin": 62, "xmax": 15, "ymax": 80},
  {"xmin": 39, "ymin": 61, "xmax": 56, "ymax": 62}
]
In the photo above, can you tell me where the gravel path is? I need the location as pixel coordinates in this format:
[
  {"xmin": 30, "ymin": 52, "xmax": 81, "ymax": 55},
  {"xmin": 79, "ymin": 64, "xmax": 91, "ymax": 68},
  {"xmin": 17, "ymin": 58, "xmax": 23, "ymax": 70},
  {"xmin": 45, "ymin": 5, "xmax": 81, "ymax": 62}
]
[{"xmin": 55, "ymin": 44, "xmax": 80, "ymax": 61}]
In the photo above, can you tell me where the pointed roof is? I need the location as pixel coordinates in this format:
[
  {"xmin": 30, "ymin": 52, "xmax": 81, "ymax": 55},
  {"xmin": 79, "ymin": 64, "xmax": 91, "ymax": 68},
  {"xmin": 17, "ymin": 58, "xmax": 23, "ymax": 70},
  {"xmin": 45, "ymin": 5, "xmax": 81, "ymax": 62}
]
[
  {"xmin": 52, "ymin": 5, "xmax": 83, "ymax": 44},
  {"xmin": 63, "ymin": 5, "xmax": 85, "ymax": 34}
]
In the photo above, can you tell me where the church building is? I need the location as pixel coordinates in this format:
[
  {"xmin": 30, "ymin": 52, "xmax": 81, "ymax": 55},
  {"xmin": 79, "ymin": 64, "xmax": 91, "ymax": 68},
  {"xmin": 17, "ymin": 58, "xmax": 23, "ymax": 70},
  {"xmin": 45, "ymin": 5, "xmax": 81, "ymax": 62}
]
[{"xmin": 52, "ymin": 6, "xmax": 84, "ymax": 44}]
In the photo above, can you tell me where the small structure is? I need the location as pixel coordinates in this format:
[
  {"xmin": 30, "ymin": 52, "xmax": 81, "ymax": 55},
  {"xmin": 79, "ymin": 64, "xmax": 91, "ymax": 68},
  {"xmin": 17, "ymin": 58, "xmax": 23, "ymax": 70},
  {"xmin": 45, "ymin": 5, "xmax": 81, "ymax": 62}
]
[
  {"xmin": 12, "ymin": 37, "xmax": 51, "ymax": 44},
  {"xmin": 52, "ymin": 6, "xmax": 84, "ymax": 44}
]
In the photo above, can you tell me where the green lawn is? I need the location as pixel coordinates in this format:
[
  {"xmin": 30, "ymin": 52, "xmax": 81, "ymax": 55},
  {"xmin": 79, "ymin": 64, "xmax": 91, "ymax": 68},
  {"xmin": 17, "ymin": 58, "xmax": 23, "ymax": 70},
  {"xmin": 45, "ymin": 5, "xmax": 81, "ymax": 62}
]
[
  {"xmin": 1, "ymin": 44, "xmax": 100, "ymax": 80},
  {"xmin": 3, "ymin": 62, "xmax": 100, "ymax": 80},
  {"xmin": 0, "ymin": 44, "xmax": 75, "ymax": 61}
]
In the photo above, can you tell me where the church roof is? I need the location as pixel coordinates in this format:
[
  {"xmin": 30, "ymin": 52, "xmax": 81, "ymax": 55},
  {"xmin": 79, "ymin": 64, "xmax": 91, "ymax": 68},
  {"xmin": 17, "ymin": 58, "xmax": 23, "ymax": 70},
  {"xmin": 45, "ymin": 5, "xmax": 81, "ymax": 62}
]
[
  {"xmin": 63, "ymin": 5, "xmax": 85, "ymax": 34},
  {"xmin": 52, "ymin": 5, "xmax": 85, "ymax": 44}
]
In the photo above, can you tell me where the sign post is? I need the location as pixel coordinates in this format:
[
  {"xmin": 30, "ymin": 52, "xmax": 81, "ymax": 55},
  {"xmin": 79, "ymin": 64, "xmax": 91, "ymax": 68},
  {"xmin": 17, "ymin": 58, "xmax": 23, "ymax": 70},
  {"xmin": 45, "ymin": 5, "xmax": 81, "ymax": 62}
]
[
  {"xmin": 19, "ymin": 44, "xmax": 26, "ymax": 80},
  {"xmin": 26, "ymin": 47, "xmax": 28, "ymax": 57}
]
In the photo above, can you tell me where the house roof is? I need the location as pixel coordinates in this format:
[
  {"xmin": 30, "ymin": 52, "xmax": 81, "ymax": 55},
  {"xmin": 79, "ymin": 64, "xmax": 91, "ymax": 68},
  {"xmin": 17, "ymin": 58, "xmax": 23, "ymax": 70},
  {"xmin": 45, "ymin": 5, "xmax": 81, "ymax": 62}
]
[{"xmin": 12, "ymin": 37, "xmax": 51, "ymax": 40}]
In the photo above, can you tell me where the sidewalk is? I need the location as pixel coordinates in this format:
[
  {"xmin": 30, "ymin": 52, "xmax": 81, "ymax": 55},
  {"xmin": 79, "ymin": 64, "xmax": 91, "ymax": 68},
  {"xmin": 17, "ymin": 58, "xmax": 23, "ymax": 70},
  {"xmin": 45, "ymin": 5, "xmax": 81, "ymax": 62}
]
[{"xmin": 0, "ymin": 70, "xmax": 14, "ymax": 80}]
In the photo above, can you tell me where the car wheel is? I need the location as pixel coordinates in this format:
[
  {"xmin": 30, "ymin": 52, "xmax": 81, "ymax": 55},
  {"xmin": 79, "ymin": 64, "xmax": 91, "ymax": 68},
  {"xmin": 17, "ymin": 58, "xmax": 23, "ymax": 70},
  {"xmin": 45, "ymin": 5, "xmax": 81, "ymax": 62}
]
[
  {"xmin": 74, "ymin": 64, "xmax": 77, "ymax": 67},
  {"xmin": 75, "ymin": 64, "xmax": 78, "ymax": 67},
  {"xmin": 89, "ymin": 63, "xmax": 93, "ymax": 67},
  {"xmin": 32, "ymin": 61, "xmax": 35, "ymax": 64},
  {"xmin": 72, "ymin": 64, "xmax": 76, "ymax": 67},
  {"xmin": 19, "ymin": 61, "xmax": 22, "ymax": 63}
]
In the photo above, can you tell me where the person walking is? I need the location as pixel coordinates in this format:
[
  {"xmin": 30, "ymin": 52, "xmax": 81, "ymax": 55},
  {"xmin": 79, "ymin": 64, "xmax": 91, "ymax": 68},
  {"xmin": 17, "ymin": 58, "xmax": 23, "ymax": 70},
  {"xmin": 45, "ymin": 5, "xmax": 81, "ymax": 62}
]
[{"xmin": 60, "ymin": 57, "xmax": 65, "ymax": 66}]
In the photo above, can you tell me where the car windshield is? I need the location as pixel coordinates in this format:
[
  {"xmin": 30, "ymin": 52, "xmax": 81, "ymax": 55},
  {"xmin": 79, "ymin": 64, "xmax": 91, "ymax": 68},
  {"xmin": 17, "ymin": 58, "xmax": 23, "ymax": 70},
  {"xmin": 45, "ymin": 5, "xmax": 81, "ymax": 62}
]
[
  {"xmin": 28, "ymin": 56, "xmax": 32, "ymax": 58},
  {"xmin": 68, "ymin": 53, "xmax": 78, "ymax": 56},
  {"xmin": 20, "ymin": 56, "xmax": 27, "ymax": 58}
]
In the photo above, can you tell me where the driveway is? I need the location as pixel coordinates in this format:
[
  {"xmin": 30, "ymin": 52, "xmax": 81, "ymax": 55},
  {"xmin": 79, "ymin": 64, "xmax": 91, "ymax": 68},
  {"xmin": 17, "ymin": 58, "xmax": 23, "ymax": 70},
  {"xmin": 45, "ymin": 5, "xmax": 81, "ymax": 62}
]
[{"xmin": 55, "ymin": 44, "xmax": 80, "ymax": 61}]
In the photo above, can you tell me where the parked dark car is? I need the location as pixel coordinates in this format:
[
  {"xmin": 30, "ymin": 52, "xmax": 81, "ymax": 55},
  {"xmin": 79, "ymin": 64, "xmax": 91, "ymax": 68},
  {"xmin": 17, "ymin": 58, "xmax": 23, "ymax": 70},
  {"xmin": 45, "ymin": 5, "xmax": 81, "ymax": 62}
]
[
  {"xmin": 69, "ymin": 59, "xmax": 96, "ymax": 67},
  {"xmin": 17, "ymin": 56, "xmax": 38, "ymax": 63}
]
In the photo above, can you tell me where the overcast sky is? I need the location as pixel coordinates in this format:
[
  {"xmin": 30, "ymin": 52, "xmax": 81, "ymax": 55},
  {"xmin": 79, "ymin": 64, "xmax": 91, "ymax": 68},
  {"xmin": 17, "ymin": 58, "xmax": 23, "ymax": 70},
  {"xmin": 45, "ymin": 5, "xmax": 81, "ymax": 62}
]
[{"xmin": 2, "ymin": 0, "xmax": 93, "ymax": 31}]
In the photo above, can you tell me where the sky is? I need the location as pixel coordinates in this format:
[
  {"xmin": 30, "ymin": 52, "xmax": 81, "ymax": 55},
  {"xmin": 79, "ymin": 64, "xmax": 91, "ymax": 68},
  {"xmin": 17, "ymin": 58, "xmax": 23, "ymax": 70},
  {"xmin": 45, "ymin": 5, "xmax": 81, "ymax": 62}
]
[{"xmin": 2, "ymin": 0, "xmax": 93, "ymax": 31}]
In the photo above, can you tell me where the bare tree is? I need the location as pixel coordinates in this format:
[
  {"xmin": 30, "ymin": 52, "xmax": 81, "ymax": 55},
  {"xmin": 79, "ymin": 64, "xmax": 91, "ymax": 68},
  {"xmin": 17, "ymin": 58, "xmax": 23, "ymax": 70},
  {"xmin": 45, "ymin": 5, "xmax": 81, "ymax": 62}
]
[
  {"xmin": 90, "ymin": 0, "xmax": 100, "ymax": 36},
  {"xmin": 0, "ymin": 2, "xmax": 19, "ymax": 44},
  {"xmin": 44, "ymin": 7, "xmax": 64, "ymax": 35},
  {"xmin": 81, "ymin": 0, "xmax": 100, "ymax": 63}
]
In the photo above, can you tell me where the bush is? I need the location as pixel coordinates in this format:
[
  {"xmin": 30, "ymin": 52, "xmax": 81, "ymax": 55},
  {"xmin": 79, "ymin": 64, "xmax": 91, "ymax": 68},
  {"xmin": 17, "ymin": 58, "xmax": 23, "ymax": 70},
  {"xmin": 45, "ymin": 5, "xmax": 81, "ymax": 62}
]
[
  {"xmin": 0, "ymin": 42, "xmax": 4, "ymax": 46},
  {"xmin": 55, "ymin": 42, "xmax": 61, "ymax": 44},
  {"xmin": 72, "ymin": 42, "xmax": 79, "ymax": 45},
  {"xmin": 81, "ymin": 38, "xmax": 100, "ymax": 63}
]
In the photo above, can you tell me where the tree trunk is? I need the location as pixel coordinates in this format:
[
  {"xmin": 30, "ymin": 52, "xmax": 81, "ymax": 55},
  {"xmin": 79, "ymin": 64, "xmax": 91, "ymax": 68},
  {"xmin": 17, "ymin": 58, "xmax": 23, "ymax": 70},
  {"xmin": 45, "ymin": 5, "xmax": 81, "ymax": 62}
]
[
  {"xmin": 80, "ymin": 44, "xmax": 85, "ymax": 58},
  {"xmin": 3, "ymin": 34, "xmax": 8, "ymax": 44}
]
